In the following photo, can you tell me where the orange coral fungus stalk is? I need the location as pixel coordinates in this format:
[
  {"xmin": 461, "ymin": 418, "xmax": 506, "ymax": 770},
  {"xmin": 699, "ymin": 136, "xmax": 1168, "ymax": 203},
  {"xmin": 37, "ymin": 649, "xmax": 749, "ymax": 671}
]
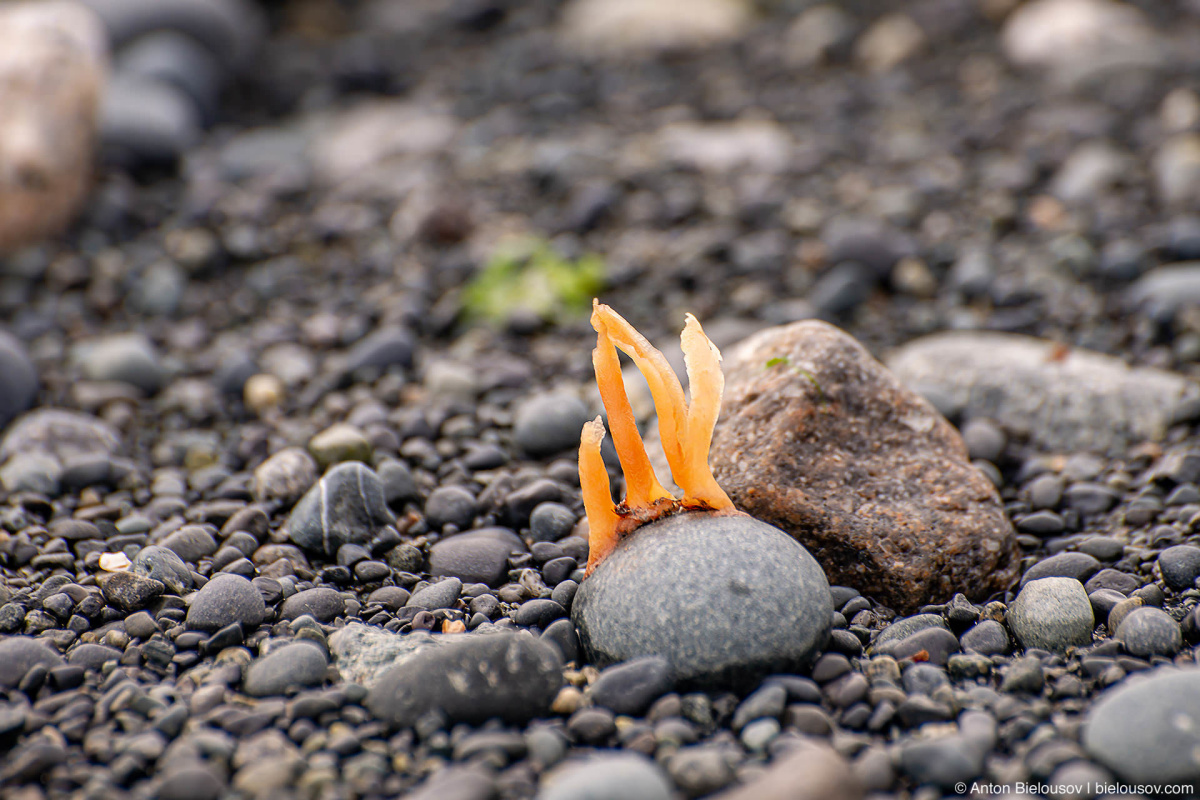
[{"xmin": 579, "ymin": 301, "xmax": 735, "ymax": 575}]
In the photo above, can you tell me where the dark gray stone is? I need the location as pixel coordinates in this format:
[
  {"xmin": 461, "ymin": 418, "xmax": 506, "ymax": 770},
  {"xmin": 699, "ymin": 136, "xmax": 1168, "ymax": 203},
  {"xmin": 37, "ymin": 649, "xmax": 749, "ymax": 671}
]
[
  {"xmin": 130, "ymin": 545, "xmax": 193, "ymax": 594},
  {"xmin": 587, "ymin": 656, "xmax": 674, "ymax": 716},
  {"xmin": 406, "ymin": 579, "xmax": 462, "ymax": 611},
  {"xmin": 960, "ymin": 619, "xmax": 1009, "ymax": 656},
  {"xmin": 186, "ymin": 573, "xmax": 265, "ymax": 632},
  {"xmin": 530, "ymin": 502, "xmax": 576, "ymax": 542},
  {"xmin": 286, "ymin": 462, "xmax": 395, "ymax": 556},
  {"xmin": 279, "ymin": 588, "xmax": 345, "ymax": 622},
  {"xmin": 344, "ymin": 327, "xmax": 415, "ymax": 375},
  {"xmin": 428, "ymin": 528, "xmax": 527, "ymax": 586},
  {"xmin": 513, "ymin": 392, "xmax": 590, "ymax": 457},
  {"xmin": 573, "ymin": 512, "xmax": 831, "ymax": 687},
  {"xmin": 899, "ymin": 735, "xmax": 985, "ymax": 790},
  {"xmin": 0, "ymin": 637, "xmax": 65, "ymax": 688},
  {"xmin": 243, "ymin": 641, "xmax": 328, "ymax": 696},
  {"xmin": 1008, "ymin": 577, "xmax": 1094, "ymax": 653},
  {"xmin": 117, "ymin": 30, "xmax": 225, "ymax": 121},
  {"xmin": 0, "ymin": 330, "xmax": 37, "ymax": 429},
  {"xmin": 366, "ymin": 634, "xmax": 562, "ymax": 728},
  {"xmin": 160, "ymin": 524, "xmax": 219, "ymax": 563},
  {"xmin": 1020, "ymin": 551, "xmax": 1102, "ymax": 587},
  {"xmin": 1084, "ymin": 667, "xmax": 1200, "ymax": 784},
  {"xmin": 424, "ymin": 486, "xmax": 477, "ymax": 531},
  {"xmin": 67, "ymin": 643, "xmax": 123, "ymax": 670},
  {"xmin": 0, "ymin": 408, "xmax": 120, "ymax": 465},
  {"xmin": 1158, "ymin": 545, "xmax": 1200, "ymax": 592},
  {"xmin": 1116, "ymin": 607, "xmax": 1182, "ymax": 657}
]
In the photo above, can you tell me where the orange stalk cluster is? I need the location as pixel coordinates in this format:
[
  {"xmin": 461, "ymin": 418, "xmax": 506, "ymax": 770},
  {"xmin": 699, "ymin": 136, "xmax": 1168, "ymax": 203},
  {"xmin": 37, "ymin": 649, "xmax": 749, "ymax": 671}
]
[{"xmin": 579, "ymin": 301, "xmax": 735, "ymax": 575}]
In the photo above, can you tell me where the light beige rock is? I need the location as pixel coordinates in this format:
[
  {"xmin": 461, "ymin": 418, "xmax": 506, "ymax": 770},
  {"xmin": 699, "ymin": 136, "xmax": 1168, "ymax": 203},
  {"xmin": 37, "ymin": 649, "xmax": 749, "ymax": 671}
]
[
  {"xmin": 854, "ymin": 13, "xmax": 925, "ymax": 73},
  {"xmin": 712, "ymin": 740, "xmax": 863, "ymax": 800},
  {"xmin": 0, "ymin": 1, "xmax": 107, "ymax": 253},
  {"xmin": 559, "ymin": 0, "xmax": 750, "ymax": 58},
  {"xmin": 1001, "ymin": 0, "xmax": 1162, "ymax": 84}
]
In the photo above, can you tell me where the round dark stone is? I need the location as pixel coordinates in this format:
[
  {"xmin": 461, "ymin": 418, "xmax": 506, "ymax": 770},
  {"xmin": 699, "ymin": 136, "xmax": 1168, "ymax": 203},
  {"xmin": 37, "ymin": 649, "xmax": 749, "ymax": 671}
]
[
  {"xmin": 243, "ymin": 641, "xmax": 328, "ymax": 697},
  {"xmin": 343, "ymin": 327, "xmax": 415, "ymax": 375},
  {"xmin": 1116, "ymin": 607, "xmax": 1182, "ymax": 658},
  {"xmin": 366, "ymin": 634, "xmax": 563, "ymax": 728},
  {"xmin": 586, "ymin": 655, "xmax": 674, "ymax": 716},
  {"xmin": 186, "ymin": 573, "xmax": 266, "ymax": 632},
  {"xmin": 513, "ymin": 392, "xmax": 590, "ymax": 457},
  {"xmin": 67, "ymin": 643, "xmax": 123, "ymax": 671},
  {"xmin": 512, "ymin": 598, "xmax": 566, "ymax": 628},
  {"xmin": 1083, "ymin": 568, "xmax": 1141, "ymax": 595},
  {"xmin": 130, "ymin": 545, "xmax": 193, "ymax": 594},
  {"xmin": 428, "ymin": 528, "xmax": 527, "ymax": 586},
  {"xmin": 279, "ymin": 588, "xmax": 345, "ymax": 622},
  {"xmin": 159, "ymin": 763, "xmax": 225, "ymax": 800},
  {"xmin": 902, "ymin": 663, "xmax": 949, "ymax": 695},
  {"xmin": 1158, "ymin": 545, "xmax": 1200, "ymax": 592},
  {"xmin": 424, "ymin": 486, "xmax": 477, "ymax": 531},
  {"xmin": 286, "ymin": 462, "xmax": 395, "ymax": 556},
  {"xmin": 530, "ymin": 502, "xmax": 576, "ymax": 542},
  {"xmin": 160, "ymin": 524, "xmax": 219, "ymax": 564},
  {"xmin": 573, "ymin": 512, "xmax": 831, "ymax": 687}
]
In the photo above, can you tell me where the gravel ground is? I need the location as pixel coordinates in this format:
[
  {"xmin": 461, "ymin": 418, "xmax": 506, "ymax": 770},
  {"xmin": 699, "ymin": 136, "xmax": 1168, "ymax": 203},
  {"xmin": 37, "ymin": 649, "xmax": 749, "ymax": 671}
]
[{"xmin": 5, "ymin": 0, "xmax": 1200, "ymax": 798}]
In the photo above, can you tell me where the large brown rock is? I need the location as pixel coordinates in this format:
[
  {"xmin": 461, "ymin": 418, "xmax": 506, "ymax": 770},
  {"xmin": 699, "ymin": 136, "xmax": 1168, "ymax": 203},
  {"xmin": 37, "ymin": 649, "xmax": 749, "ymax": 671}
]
[
  {"xmin": 709, "ymin": 320, "xmax": 1018, "ymax": 613},
  {"xmin": 0, "ymin": 1, "xmax": 107, "ymax": 253}
]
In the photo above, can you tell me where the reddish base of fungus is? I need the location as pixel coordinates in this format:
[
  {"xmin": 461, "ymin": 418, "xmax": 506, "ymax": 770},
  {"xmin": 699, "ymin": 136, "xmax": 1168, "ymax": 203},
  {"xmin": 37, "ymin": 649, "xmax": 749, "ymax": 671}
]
[{"xmin": 579, "ymin": 302, "xmax": 736, "ymax": 575}]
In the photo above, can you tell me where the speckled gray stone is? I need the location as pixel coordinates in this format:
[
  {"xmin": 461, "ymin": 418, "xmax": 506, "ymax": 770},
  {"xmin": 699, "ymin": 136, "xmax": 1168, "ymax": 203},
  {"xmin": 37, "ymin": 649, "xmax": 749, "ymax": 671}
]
[
  {"xmin": 1007, "ymin": 577, "xmax": 1094, "ymax": 653},
  {"xmin": 366, "ymin": 633, "xmax": 562, "ymax": 728},
  {"xmin": 329, "ymin": 623, "xmax": 456, "ymax": 687},
  {"xmin": 1084, "ymin": 667, "xmax": 1200, "ymax": 784},
  {"xmin": 573, "ymin": 512, "xmax": 831, "ymax": 687},
  {"xmin": 186, "ymin": 573, "xmax": 266, "ymax": 632}
]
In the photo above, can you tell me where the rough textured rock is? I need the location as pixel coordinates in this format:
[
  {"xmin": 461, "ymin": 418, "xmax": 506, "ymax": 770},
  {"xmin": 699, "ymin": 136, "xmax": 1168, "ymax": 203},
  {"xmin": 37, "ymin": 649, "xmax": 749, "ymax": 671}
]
[
  {"xmin": 888, "ymin": 331, "xmax": 1200, "ymax": 455},
  {"xmin": 329, "ymin": 623, "xmax": 458, "ymax": 687},
  {"xmin": 0, "ymin": 0, "xmax": 107, "ymax": 253},
  {"xmin": 365, "ymin": 633, "xmax": 563, "ymax": 728},
  {"xmin": 573, "ymin": 512, "xmax": 831, "ymax": 687},
  {"xmin": 710, "ymin": 321, "xmax": 1018, "ymax": 613}
]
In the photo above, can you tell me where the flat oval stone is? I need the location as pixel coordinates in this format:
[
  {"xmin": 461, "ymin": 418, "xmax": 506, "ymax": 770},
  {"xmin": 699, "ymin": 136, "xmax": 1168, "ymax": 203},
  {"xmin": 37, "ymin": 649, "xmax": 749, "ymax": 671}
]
[
  {"xmin": 573, "ymin": 511, "xmax": 831, "ymax": 687},
  {"xmin": 279, "ymin": 587, "xmax": 345, "ymax": 622},
  {"xmin": 365, "ymin": 633, "xmax": 562, "ymax": 728},
  {"xmin": 243, "ymin": 641, "xmax": 328, "ymax": 697},
  {"xmin": 428, "ymin": 528, "xmax": 527, "ymax": 587}
]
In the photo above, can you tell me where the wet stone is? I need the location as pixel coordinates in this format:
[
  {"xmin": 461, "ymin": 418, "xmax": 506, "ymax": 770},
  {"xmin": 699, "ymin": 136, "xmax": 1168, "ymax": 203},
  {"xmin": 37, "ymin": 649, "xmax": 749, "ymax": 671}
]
[
  {"xmin": 286, "ymin": 462, "xmax": 395, "ymax": 556},
  {"xmin": 424, "ymin": 486, "xmax": 477, "ymax": 531},
  {"xmin": 574, "ymin": 512, "xmax": 831, "ymax": 687},
  {"xmin": 1020, "ymin": 551, "xmax": 1101, "ymax": 587},
  {"xmin": 710, "ymin": 321, "xmax": 1018, "ymax": 613}
]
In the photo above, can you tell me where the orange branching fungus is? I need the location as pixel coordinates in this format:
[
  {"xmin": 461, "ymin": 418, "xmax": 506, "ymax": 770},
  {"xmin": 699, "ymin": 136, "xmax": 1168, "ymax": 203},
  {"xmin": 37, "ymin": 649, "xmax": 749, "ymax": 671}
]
[{"xmin": 579, "ymin": 301, "xmax": 735, "ymax": 575}]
